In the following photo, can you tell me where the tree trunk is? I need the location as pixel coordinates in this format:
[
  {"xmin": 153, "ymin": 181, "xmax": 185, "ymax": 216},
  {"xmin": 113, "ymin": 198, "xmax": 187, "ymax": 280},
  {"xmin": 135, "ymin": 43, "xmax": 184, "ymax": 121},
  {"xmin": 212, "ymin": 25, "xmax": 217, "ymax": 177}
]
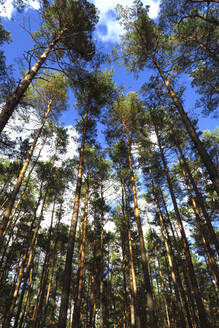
[
  {"xmin": 162, "ymin": 197, "xmax": 199, "ymax": 327},
  {"xmin": 0, "ymin": 99, "xmax": 53, "ymax": 242},
  {"xmin": 176, "ymin": 142, "xmax": 219, "ymax": 255},
  {"xmin": 122, "ymin": 120, "xmax": 158, "ymax": 328},
  {"xmin": 155, "ymin": 126, "xmax": 210, "ymax": 328},
  {"xmin": 30, "ymin": 197, "xmax": 56, "ymax": 328},
  {"xmin": 72, "ymin": 178, "xmax": 89, "ymax": 327},
  {"xmin": 99, "ymin": 184, "xmax": 105, "ymax": 328},
  {"xmin": 150, "ymin": 53, "xmax": 219, "ymax": 194},
  {"xmin": 121, "ymin": 179, "xmax": 138, "ymax": 328},
  {"xmin": 149, "ymin": 168, "xmax": 189, "ymax": 328},
  {"xmin": 58, "ymin": 107, "xmax": 89, "ymax": 328},
  {"xmin": 0, "ymin": 37, "xmax": 58, "ymax": 134},
  {"xmin": 3, "ymin": 190, "xmax": 48, "ymax": 328},
  {"xmin": 17, "ymin": 267, "xmax": 33, "ymax": 328},
  {"xmin": 179, "ymin": 162, "xmax": 219, "ymax": 287}
]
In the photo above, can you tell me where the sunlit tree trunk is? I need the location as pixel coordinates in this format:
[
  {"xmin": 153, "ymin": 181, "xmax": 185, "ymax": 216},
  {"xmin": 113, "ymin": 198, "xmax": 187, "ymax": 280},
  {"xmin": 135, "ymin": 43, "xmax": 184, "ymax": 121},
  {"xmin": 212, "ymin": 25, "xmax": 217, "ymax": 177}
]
[
  {"xmin": 0, "ymin": 36, "xmax": 60, "ymax": 134},
  {"xmin": 150, "ymin": 53, "xmax": 219, "ymax": 194}
]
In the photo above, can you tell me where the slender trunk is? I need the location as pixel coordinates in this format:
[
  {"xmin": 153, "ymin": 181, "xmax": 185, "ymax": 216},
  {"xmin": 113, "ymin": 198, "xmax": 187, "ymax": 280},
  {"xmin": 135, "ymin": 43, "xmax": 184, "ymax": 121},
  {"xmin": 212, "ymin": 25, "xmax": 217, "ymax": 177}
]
[
  {"xmin": 180, "ymin": 163, "xmax": 219, "ymax": 287},
  {"xmin": 163, "ymin": 200, "xmax": 199, "ymax": 327},
  {"xmin": 122, "ymin": 120, "xmax": 157, "ymax": 328},
  {"xmin": 120, "ymin": 228, "xmax": 129, "ymax": 328},
  {"xmin": 14, "ymin": 264, "xmax": 33, "ymax": 328},
  {"xmin": 150, "ymin": 53, "xmax": 219, "ymax": 194},
  {"xmin": 7, "ymin": 136, "xmax": 47, "ymax": 224},
  {"xmin": 89, "ymin": 273, "xmax": 96, "ymax": 328},
  {"xmin": 149, "ymin": 168, "xmax": 189, "ymax": 328},
  {"xmin": 3, "ymin": 191, "xmax": 48, "ymax": 328},
  {"xmin": 0, "ymin": 99, "xmax": 53, "ymax": 242},
  {"xmin": 157, "ymin": 262, "xmax": 171, "ymax": 328},
  {"xmin": 176, "ymin": 143, "xmax": 219, "ymax": 255},
  {"xmin": 155, "ymin": 126, "xmax": 210, "ymax": 328},
  {"xmin": 99, "ymin": 184, "xmax": 104, "ymax": 328},
  {"xmin": 72, "ymin": 179, "xmax": 89, "ymax": 327},
  {"xmin": 18, "ymin": 267, "xmax": 33, "ymax": 328},
  {"xmin": 58, "ymin": 107, "xmax": 89, "ymax": 328},
  {"xmin": 0, "ymin": 36, "xmax": 59, "ymax": 134},
  {"xmin": 163, "ymin": 218, "xmax": 195, "ymax": 328},
  {"xmin": 121, "ymin": 179, "xmax": 138, "ymax": 327},
  {"xmin": 30, "ymin": 197, "xmax": 56, "ymax": 328},
  {"xmin": 42, "ymin": 206, "xmax": 63, "ymax": 327}
]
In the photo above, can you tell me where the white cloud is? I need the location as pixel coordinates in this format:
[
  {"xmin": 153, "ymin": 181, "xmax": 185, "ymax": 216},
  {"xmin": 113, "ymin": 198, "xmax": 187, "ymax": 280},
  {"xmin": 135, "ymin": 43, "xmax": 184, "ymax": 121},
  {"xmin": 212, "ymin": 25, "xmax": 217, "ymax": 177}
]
[
  {"xmin": 94, "ymin": 0, "xmax": 160, "ymax": 42},
  {"xmin": 0, "ymin": 0, "xmax": 40, "ymax": 19}
]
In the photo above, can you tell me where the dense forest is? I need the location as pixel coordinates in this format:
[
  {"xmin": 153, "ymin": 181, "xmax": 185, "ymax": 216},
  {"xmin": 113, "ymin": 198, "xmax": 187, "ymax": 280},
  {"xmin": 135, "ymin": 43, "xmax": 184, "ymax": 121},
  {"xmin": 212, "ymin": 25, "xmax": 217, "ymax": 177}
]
[{"xmin": 0, "ymin": 0, "xmax": 218, "ymax": 327}]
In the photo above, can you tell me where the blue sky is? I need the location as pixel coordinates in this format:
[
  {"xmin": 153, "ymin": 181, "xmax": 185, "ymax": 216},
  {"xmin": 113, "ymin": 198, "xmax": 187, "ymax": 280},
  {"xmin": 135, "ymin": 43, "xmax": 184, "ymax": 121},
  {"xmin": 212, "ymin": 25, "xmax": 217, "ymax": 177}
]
[{"xmin": 0, "ymin": 0, "xmax": 217, "ymax": 134}]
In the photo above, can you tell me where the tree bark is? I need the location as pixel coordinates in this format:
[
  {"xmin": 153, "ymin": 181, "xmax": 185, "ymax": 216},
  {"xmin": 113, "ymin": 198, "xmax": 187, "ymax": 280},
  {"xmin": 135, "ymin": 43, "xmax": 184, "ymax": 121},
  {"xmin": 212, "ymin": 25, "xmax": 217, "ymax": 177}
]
[
  {"xmin": 150, "ymin": 53, "xmax": 219, "ymax": 195},
  {"xmin": 72, "ymin": 178, "xmax": 89, "ymax": 327},
  {"xmin": 0, "ymin": 38, "xmax": 58, "ymax": 134},
  {"xmin": 179, "ymin": 162, "xmax": 219, "ymax": 287},
  {"xmin": 122, "ymin": 120, "xmax": 158, "ymax": 328},
  {"xmin": 58, "ymin": 107, "xmax": 89, "ymax": 328},
  {"xmin": 0, "ymin": 99, "xmax": 53, "ymax": 243},
  {"xmin": 155, "ymin": 125, "xmax": 210, "ymax": 328},
  {"xmin": 175, "ymin": 142, "xmax": 219, "ymax": 255},
  {"xmin": 149, "ymin": 167, "xmax": 190, "ymax": 328},
  {"xmin": 121, "ymin": 178, "xmax": 138, "ymax": 328}
]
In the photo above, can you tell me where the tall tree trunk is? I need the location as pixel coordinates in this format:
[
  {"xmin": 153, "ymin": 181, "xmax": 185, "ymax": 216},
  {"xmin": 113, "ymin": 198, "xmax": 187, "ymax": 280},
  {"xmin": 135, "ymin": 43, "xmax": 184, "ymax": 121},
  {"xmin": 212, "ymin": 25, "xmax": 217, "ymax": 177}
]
[
  {"xmin": 180, "ymin": 163, "xmax": 219, "ymax": 287},
  {"xmin": 154, "ymin": 125, "xmax": 210, "ymax": 328},
  {"xmin": 14, "ymin": 263, "xmax": 33, "ymax": 328},
  {"xmin": 150, "ymin": 53, "xmax": 219, "ymax": 194},
  {"xmin": 0, "ymin": 36, "xmax": 60, "ymax": 134},
  {"xmin": 8, "ymin": 135, "xmax": 48, "ymax": 224},
  {"xmin": 30, "ymin": 197, "xmax": 56, "ymax": 328},
  {"xmin": 3, "ymin": 187, "xmax": 48, "ymax": 328},
  {"xmin": 149, "ymin": 168, "xmax": 190, "ymax": 328},
  {"xmin": 58, "ymin": 107, "xmax": 89, "ymax": 328},
  {"xmin": 0, "ymin": 99, "xmax": 53, "ymax": 242},
  {"xmin": 175, "ymin": 142, "xmax": 219, "ymax": 255},
  {"xmin": 157, "ymin": 260, "xmax": 171, "ymax": 328},
  {"xmin": 72, "ymin": 178, "xmax": 89, "ymax": 327},
  {"xmin": 17, "ymin": 266, "xmax": 33, "ymax": 328},
  {"xmin": 99, "ymin": 184, "xmax": 105, "ymax": 328},
  {"xmin": 120, "ymin": 226, "xmax": 129, "ymax": 328},
  {"xmin": 162, "ymin": 196, "xmax": 199, "ymax": 327},
  {"xmin": 122, "ymin": 120, "xmax": 157, "ymax": 328},
  {"xmin": 121, "ymin": 179, "xmax": 138, "ymax": 327}
]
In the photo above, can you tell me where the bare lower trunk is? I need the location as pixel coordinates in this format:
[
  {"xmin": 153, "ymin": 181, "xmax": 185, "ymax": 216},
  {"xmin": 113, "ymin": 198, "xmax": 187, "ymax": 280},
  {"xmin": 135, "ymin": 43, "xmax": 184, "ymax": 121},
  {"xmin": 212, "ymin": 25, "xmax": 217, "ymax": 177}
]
[
  {"xmin": 155, "ymin": 126, "xmax": 210, "ymax": 328},
  {"xmin": 72, "ymin": 179, "xmax": 89, "ymax": 327},
  {"xmin": 123, "ymin": 120, "xmax": 157, "ymax": 328},
  {"xmin": 58, "ymin": 107, "xmax": 88, "ymax": 328},
  {"xmin": 121, "ymin": 179, "xmax": 138, "ymax": 327},
  {"xmin": 149, "ymin": 168, "xmax": 189, "ymax": 328}
]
